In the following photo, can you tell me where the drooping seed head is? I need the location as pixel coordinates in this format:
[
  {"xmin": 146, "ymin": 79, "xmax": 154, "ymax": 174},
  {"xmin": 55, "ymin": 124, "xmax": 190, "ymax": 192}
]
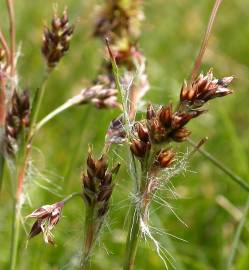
[{"xmin": 27, "ymin": 201, "xmax": 64, "ymax": 244}]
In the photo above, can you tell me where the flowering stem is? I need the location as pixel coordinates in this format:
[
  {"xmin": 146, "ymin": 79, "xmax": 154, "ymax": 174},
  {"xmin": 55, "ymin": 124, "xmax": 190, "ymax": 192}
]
[
  {"xmin": 123, "ymin": 206, "xmax": 140, "ymax": 270},
  {"xmin": 9, "ymin": 72, "xmax": 50, "ymax": 269},
  {"xmin": 189, "ymin": 0, "xmax": 222, "ymax": 83},
  {"xmin": 34, "ymin": 93, "xmax": 85, "ymax": 134},
  {"xmin": 0, "ymin": 153, "xmax": 4, "ymax": 191},
  {"xmin": 9, "ymin": 198, "xmax": 20, "ymax": 270},
  {"xmin": 81, "ymin": 207, "xmax": 95, "ymax": 270},
  {"xmin": 6, "ymin": 0, "xmax": 16, "ymax": 94},
  {"xmin": 62, "ymin": 191, "xmax": 83, "ymax": 204},
  {"xmin": 30, "ymin": 72, "xmax": 49, "ymax": 130}
]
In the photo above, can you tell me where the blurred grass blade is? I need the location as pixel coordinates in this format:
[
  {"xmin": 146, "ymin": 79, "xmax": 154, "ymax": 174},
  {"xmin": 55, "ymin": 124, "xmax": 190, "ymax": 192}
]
[
  {"xmin": 227, "ymin": 196, "xmax": 249, "ymax": 269},
  {"xmin": 187, "ymin": 138, "xmax": 249, "ymax": 193}
]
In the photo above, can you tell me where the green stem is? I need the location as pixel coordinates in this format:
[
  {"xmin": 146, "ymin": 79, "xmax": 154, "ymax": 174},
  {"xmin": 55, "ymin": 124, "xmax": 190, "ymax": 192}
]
[
  {"xmin": 9, "ymin": 199, "xmax": 21, "ymax": 270},
  {"xmin": 227, "ymin": 196, "xmax": 249, "ymax": 269},
  {"xmin": 0, "ymin": 152, "xmax": 4, "ymax": 191},
  {"xmin": 81, "ymin": 207, "xmax": 95, "ymax": 270},
  {"xmin": 62, "ymin": 191, "xmax": 83, "ymax": 204},
  {"xmin": 123, "ymin": 206, "xmax": 140, "ymax": 270},
  {"xmin": 9, "ymin": 71, "xmax": 50, "ymax": 270},
  {"xmin": 187, "ymin": 138, "xmax": 249, "ymax": 193},
  {"xmin": 34, "ymin": 93, "xmax": 84, "ymax": 134},
  {"xmin": 30, "ymin": 72, "xmax": 49, "ymax": 130}
]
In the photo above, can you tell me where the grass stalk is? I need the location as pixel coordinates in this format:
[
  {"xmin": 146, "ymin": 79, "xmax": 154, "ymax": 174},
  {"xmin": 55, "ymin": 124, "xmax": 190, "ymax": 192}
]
[
  {"xmin": 81, "ymin": 207, "xmax": 95, "ymax": 270},
  {"xmin": 0, "ymin": 153, "xmax": 4, "ymax": 191},
  {"xmin": 6, "ymin": 0, "xmax": 16, "ymax": 94},
  {"xmin": 9, "ymin": 198, "xmax": 20, "ymax": 270},
  {"xmin": 187, "ymin": 138, "xmax": 249, "ymax": 193},
  {"xmin": 34, "ymin": 93, "xmax": 84, "ymax": 134},
  {"xmin": 9, "ymin": 72, "xmax": 50, "ymax": 269},
  {"xmin": 227, "ymin": 196, "xmax": 249, "ymax": 269},
  {"xmin": 123, "ymin": 206, "xmax": 140, "ymax": 270}
]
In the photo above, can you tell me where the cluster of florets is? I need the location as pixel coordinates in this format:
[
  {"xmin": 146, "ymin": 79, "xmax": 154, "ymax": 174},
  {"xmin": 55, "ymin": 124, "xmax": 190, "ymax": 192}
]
[
  {"xmin": 4, "ymin": 90, "xmax": 30, "ymax": 156},
  {"xmin": 130, "ymin": 70, "xmax": 233, "ymax": 168},
  {"xmin": 82, "ymin": 149, "xmax": 120, "ymax": 217},
  {"xmin": 41, "ymin": 9, "xmax": 74, "ymax": 68}
]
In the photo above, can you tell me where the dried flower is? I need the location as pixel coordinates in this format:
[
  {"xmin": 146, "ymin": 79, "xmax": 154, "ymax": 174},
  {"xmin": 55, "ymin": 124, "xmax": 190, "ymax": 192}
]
[
  {"xmin": 41, "ymin": 9, "xmax": 74, "ymax": 69},
  {"xmin": 27, "ymin": 201, "xmax": 64, "ymax": 244}
]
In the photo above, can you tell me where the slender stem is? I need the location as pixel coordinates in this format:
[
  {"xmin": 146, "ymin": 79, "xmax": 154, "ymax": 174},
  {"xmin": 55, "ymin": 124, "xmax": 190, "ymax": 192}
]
[
  {"xmin": 0, "ymin": 153, "xmax": 4, "ymax": 192},
  {"xmin": 9, "ymin": 72, "xmax": 50, "ymax": 269},
  {"xmin": 81, "ymin": 207, "xmax": 95, "ymax": 270},
  {"xmin": 34, "ymin": 93, "xmax": 84, "ymax": 134},
  {"xmin": 187, "ymin": 138, "xmax": 249, "ymax": 192},
  {"xmin": 9, "ymin": 198, "xmax": 20, "ymax": 270},
  {"xmin": 6, "ymin": 0, "xmax": 16, "ymax": 94},
  {"xmin": 189, "ymin": 0, "xmax": 222, "ymax": 83},
  {"xmin": 0, "ymin": 29, "xmax": 10, "ymax": 66},
  {"xmin": 227, "ymin": 196, "xmax": 249, "ymax": 269},
  {"xmin": 123, "ymin": 206, "xmax": 140, "ymax": 270},
  {"xmin": 29, "ymin": 72, "xmax": 49, "ymax": 130},
  {"xmin": 62, "ymin": 191, "xmax": 83, "ymax": 204}
]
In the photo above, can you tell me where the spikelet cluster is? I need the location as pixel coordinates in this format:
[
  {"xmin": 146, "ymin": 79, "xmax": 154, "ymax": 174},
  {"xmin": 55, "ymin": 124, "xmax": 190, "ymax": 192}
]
[
  {"xmin": 42, "ymin": 9, "xmax": 74, "ymax": 69},
  {"xmin": 4, "ymin": 90, "xmax": 30, "ymax": 156}
]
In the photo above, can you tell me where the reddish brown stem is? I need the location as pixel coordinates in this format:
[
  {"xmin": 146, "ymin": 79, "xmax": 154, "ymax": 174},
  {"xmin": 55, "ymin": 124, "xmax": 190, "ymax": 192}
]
[
  {"xmin": 0, "ymin": 29, "xmax": 10, "ymax": 67},
  {"xmin": 6, "ymin": 0, "xmax": 16, "ymax": 94},
  {"xmin": 189, "ymin": 0, "xmax": 222, "ymax": 84}
]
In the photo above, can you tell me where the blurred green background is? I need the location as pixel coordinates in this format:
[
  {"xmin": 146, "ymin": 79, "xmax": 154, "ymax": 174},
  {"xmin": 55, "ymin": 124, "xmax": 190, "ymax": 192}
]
[{"xmin": 1, "ymin": 0, "xmax": 249, "ymax": 269}]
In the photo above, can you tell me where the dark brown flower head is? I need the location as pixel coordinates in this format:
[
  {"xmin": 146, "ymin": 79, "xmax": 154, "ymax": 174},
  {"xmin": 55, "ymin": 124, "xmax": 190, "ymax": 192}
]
[
  {"xmin": 4, "ymin": 89, "xmax": 30, "ymax": 155},
  {"xmin": 158, "ymin": 104, "xmax": 172, "ymax": 128},
  {"xmin": 130, "ymin": 139, "xmax": 150, "ymax": 158},
  {"xmin": 82, "ymin": 149, "xmax": 120, "ymax": 217},
  {"xmin": 41, "ymin": 9, "xmax": 74, "ymax": 69},
  {"xmin": 130, "ymin": 122, "xmax": 151, "ymax": 158},
  {"xmin": 155, "ymin": 148, "xmax": 175, "ymax": 168},
  {"xmin": 27, "ymin": 201, "xmax": 64, "ymax": 244},
  {"xmin": 180, "ymin": 70, "xmax": 233, "ymax": 107}
]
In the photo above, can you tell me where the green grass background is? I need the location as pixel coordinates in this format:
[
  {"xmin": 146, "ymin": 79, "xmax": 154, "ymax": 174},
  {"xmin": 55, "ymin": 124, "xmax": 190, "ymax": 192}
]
[{"xmin": 0, "ymin": 0, "xmax": 249, "ymax": 269}]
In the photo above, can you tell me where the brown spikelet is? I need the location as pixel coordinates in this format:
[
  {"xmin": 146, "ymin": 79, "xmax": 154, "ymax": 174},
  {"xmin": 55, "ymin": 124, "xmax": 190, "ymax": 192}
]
[
  {"xmin": 82, "ymin": 149, "xmax": 120, "ymax": 217},
  {"xmin": 4, "ymin": 89, "xmax": 30, "ymax": 156},
  {"xmin": 41, "ymin": 9, "xmax": 74, "ymax": 69}
]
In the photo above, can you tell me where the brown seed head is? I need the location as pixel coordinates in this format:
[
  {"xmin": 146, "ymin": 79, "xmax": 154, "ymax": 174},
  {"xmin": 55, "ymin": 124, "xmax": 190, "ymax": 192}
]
[
  {"xmin": 180, "ymin": 70, "xmax": 233, "ymax": 106},
  {"xmin": 4, "ymin": 89, "xmax": 30, "ymax": 155},
  {"xmin": 41, "ymin": 9, "xmax": 74, "ymax": 69},
  {"xmin": 130, "ymin": 139, "xmax": 150, "ymax": 158},
  {"xmin": 82, "ymin": 149, "xmax": 120, "ymax": 217}
]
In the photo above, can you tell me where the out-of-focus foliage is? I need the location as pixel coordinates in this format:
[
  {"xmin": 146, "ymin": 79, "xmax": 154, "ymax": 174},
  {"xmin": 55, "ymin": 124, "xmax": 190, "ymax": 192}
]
[{"xmin": 0, "ymin": 0, "xmax": 249, "ymax": 269}]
